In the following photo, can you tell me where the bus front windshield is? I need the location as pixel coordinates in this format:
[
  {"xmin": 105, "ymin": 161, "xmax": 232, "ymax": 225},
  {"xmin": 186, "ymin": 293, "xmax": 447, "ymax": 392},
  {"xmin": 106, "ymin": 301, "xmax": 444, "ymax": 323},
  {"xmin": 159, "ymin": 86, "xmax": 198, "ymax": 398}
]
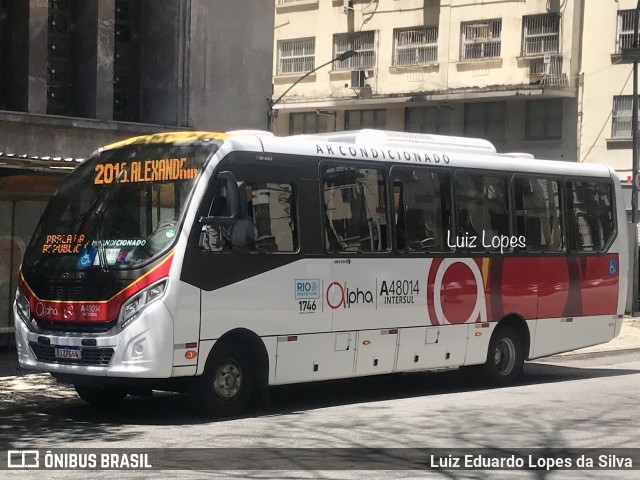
[{"xmin": 23, "ymin": 142, "xmax": 218, "ymax": 270}]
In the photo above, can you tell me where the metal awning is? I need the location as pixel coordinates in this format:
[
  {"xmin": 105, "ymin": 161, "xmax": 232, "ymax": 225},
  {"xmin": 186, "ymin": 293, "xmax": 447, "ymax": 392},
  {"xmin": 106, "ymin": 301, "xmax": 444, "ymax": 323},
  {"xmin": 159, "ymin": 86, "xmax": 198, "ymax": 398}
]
[{"xmin": 0, "ymin": 152, "xmax": 82, "ymax": 173}]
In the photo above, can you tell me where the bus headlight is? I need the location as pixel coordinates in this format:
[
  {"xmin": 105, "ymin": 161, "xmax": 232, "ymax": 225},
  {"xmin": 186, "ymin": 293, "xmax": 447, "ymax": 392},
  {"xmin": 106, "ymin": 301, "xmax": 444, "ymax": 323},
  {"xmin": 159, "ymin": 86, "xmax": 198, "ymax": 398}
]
[
  {"xmin": 16, "ymin": 289, "xmax": 30, "ymax": 324},
  {"xmin": 120, "ymin": 279, "xmax": 168, "ymax": 330}
]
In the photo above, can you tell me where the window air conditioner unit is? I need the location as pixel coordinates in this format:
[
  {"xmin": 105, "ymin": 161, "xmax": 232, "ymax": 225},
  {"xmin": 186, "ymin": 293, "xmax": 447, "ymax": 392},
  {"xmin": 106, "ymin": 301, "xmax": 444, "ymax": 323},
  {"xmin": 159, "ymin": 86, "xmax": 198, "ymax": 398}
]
[{"xmin": 351, "ymin": 70, "xmax": 366, "ymax": 88}]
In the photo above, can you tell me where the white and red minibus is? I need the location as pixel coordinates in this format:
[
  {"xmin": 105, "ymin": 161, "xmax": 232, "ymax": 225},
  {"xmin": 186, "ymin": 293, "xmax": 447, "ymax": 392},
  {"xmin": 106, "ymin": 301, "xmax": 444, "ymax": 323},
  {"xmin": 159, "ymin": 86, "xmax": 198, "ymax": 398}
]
[{"xmin": 14, "ymin": 129, "xmax": 628, "ymax": 415}]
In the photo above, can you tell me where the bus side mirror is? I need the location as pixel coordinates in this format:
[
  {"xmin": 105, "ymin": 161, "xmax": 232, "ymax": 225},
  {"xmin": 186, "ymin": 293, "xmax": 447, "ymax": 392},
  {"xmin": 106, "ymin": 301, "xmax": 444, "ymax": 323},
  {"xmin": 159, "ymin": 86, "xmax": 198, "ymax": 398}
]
[
  {"xmin": 199, "ymin": 171, "xmax": 248, "ymax": 252},
  {"xmin": 199, "ymin": 171, "xmax": 248, "ymax": 225},
  {"xmin": 220, "ymin": 170, "xmax": 247, "ymax": 220}
]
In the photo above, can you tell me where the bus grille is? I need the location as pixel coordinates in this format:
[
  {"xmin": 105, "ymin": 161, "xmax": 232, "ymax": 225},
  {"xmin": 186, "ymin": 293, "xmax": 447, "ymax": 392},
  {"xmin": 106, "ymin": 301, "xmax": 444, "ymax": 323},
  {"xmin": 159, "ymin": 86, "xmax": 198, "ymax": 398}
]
[
  {"xmin": 44, "ymin": 283, "xmax": 119, "ymax": 301},
  {"xmin": 35, "ymin": 319, "xmax": 116, "ymax": 334},
  {"xmin": 29, "ymin": 343, "xmax": 115, "ymax": 367}
]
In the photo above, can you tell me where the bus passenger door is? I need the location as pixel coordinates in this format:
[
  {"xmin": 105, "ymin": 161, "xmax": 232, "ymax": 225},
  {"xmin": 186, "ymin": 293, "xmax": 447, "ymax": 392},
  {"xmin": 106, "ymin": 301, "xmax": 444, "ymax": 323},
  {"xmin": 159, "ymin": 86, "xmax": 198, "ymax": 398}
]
[
  {"xmin": 182, "ymin": 157, "xmax": 333, "ymax": 382},
  {"xmin": 323, "ymin": 163, "xmax": 398, "ymax": 376}
]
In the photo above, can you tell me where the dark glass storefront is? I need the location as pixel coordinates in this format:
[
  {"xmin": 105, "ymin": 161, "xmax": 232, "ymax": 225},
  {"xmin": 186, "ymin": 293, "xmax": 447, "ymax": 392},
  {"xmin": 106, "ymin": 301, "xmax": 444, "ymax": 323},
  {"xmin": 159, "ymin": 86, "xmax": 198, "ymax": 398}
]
[{"xmin": 0, "ymin": 161, "xmax": 69, "ymax": 333}]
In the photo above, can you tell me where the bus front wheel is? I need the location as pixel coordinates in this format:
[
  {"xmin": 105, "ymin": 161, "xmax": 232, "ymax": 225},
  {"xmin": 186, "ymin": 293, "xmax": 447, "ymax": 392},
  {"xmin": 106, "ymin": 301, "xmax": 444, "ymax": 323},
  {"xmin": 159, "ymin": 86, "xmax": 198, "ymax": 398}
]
[
  {"xmin": 198, "ymin": 343, "xmax": 253, "ymax": 416},
  {"xmin": 483, "ymin": 325, "xmax": 524, "ymax": 386}
]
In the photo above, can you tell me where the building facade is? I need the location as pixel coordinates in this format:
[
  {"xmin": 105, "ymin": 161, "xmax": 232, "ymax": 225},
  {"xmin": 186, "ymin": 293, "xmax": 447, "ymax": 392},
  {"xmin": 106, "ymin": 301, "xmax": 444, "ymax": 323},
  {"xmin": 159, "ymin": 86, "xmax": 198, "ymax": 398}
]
[
  {"xmin": 272, "ymin": 0, "xmax": 581, "ymax": 161},
  {"xmin": 0, "ymin": 0, "xmax": 273, "ymax": 334},
  {"xmin": 580, "ymin": 0, "xmax": 637, "ymax": 176}
]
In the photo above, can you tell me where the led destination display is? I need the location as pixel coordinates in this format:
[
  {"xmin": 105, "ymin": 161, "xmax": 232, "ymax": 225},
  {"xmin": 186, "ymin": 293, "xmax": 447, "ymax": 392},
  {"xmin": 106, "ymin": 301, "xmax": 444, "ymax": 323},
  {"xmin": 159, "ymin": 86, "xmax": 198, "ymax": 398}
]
[
  {"xmin": 94, "ymin": 157, "xmax": 200, "ymax": 185},
  {"xmin": 41, "ymin": 234, "xmax": 86, "ymax": 254}
]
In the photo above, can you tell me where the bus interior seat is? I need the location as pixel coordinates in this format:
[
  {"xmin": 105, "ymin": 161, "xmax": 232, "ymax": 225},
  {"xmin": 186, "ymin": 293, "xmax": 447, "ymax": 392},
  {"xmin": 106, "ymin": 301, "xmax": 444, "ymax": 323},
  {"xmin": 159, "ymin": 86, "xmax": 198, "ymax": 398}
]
[
  {"xmin": 458, "ymin": 208, "xmax": 478, "ymax": 237},
  {"xmin": 255, "ymin": 235, "xmax": 278, "ymax": 252},
  {"xmin": 405, "ymin": 208, "xmax": 433, "ymax": 249},
  {"xmin": 524, "ymin": 217, "xmax": 542, "ymax": 250},
  {"xmin": 231, "ymin": 218, "xmax": 255, "ymax": 251},
  {"xmin": 490, "ymin": 212, "xmax": 509, "ymax": 236}
]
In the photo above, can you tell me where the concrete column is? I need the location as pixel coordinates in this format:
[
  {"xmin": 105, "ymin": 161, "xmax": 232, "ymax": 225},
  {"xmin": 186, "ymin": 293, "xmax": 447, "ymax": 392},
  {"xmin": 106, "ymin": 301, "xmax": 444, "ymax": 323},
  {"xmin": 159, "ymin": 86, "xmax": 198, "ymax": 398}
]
[
  {"xmin": 27, "ymin": 0, "xmax": 48, "ymax": 114},
  {"xmin": 139, "ymin": 0, "xmax": 181, "ymax": 125},
  {"xmin": 96, "ymin": 0, "xmax": 115, "ymax": 121},
  {"xmin": 74, "ymin": 0, "xmax": 99, "ymax": 118},
  {"xmin": 176, "ymin": 0, "xmax": 191, "ymax": 127}
]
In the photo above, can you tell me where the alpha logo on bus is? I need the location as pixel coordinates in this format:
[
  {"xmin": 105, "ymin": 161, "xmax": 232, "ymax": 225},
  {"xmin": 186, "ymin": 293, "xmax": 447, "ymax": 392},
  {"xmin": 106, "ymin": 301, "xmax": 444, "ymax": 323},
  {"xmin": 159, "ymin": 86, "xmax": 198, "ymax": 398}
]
[
  {"xmin": 427, "ymin": 258, "xmax": 488, "ymax": 326},
  {"xmin": 326, "ymin": 281, "xmax": 374, "ymax": 309}
]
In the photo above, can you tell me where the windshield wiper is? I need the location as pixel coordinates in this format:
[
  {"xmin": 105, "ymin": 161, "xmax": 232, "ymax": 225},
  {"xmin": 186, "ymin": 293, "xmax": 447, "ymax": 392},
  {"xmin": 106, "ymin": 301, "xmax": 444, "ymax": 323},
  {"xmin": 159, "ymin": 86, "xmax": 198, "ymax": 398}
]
[
  {"xmin": 88, "ymin": 166, "xmax": 130, "ymax": 271},
  {"xmin": 94, "ymin": 208, "xmax": 109, "ymax": 271}
]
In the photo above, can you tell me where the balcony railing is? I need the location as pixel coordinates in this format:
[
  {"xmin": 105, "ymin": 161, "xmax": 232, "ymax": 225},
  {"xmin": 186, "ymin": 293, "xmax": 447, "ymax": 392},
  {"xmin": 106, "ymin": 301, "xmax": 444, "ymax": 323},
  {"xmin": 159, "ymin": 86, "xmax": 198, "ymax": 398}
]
[
  {"xmin": 276, "ymin": 0, "xmax": 318, "ymax": 6},
  {"xmin": 527, "ymin": 54, "xmax": 568, "ymax": 87}
]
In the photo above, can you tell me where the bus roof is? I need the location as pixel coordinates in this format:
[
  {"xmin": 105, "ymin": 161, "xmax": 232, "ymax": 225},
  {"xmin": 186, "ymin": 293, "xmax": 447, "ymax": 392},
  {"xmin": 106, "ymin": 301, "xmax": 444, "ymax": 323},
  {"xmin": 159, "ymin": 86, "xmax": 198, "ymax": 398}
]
[
  {"xmin": 102, "ymin": 131, "xmax": 230, "ymax": 151},
  {"xmin": 249, "ymin": 130, "xmax": 614, "ymax": 180},
  {"xmin": 100, "ymin": 129, "xmax": 614, "ymax": 180}
]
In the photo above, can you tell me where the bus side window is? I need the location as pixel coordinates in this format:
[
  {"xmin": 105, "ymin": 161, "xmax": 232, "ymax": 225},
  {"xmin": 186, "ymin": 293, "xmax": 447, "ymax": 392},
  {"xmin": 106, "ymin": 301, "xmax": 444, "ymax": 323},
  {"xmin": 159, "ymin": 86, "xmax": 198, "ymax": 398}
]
[
  {"xmin": 454, "ymin": 172, "xmax": 509, "ymax": 251},
  {"xmin": 201, "ymin": 181, "xmax": 298, "ymax": 253},
  {"xmin": 247, "ymin": 183, "xmax": 297, "ymax": 252},
  {"xmin": 392, "ymin": 169, "xmax": 452, "ymax": 252},
  {"xmin": 322, "ymin": 166, "xmax": 389, "ymax": 253},
  {"xmin": 566, "ymin": 180, "xmax": 615, "ymax": 253},
  {"xmin": 513, "ymin": 177, "xmax": 563, "ymax": 252}
]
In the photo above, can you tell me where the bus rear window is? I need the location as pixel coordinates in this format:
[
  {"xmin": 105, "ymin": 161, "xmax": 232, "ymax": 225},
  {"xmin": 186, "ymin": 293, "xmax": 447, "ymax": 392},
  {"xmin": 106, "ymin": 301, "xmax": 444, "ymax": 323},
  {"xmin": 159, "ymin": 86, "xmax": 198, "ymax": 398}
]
[{"xmin": 566, "ymin": 180, "xmax": 615, "ymax": 253}]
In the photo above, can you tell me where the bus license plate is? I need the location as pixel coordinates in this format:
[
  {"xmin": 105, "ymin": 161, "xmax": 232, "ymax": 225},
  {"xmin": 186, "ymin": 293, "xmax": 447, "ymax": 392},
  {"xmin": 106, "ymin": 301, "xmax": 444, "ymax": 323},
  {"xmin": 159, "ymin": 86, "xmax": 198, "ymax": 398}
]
[{"xmin": 54, "ymin": 347, "xmax": 81, "ymax": 360}]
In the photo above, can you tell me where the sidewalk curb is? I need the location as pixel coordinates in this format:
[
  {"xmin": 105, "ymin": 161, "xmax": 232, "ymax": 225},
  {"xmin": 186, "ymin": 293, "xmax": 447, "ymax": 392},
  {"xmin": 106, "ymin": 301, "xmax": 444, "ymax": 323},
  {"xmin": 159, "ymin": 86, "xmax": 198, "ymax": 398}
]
[{"xmin": 536, "ymin": 347, "xmax": 640, "ymax": 362}]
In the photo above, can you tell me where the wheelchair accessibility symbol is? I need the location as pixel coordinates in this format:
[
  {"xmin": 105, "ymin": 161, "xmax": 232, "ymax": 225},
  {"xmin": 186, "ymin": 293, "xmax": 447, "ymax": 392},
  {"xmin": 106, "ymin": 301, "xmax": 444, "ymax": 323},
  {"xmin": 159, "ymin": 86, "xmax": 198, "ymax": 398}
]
[
  {"xmin": 608, "ymin": 259, "xmax": 617, "ymax": 275},
  {"xmin": 76, "ymin": 248, "xmax": 97, "ymax": 268}
]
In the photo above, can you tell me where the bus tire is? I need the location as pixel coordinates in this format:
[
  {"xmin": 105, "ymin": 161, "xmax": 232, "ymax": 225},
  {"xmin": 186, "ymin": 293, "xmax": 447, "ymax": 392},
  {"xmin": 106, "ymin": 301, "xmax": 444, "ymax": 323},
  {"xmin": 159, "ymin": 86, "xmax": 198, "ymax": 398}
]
[
  {"xmin": 482, "ymin": 325, "xmax": 524, "ymax": 386},
  {"xmin": 74, "ymin": 385, "xmax": 127, "ymax": 408},
  {"xmin": 198, "ymin": 343, "xmax": 253, "ymax": 417}
]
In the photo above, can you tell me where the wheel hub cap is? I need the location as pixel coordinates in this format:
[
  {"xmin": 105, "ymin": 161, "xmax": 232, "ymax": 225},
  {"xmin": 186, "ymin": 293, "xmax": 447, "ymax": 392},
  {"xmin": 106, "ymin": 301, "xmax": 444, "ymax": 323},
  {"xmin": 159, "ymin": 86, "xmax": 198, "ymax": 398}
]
[{"xmin": 213, "ymin": 361, "xmax": 242, "ymax": 401}]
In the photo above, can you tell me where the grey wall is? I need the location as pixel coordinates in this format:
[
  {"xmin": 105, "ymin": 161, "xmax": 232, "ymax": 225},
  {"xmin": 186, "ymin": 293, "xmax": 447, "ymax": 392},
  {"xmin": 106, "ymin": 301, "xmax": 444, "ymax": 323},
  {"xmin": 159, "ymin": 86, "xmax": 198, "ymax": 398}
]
[
  {"xmin": 1, "ymin": 0, "xmax": 275, "ymax": 158},
  {"xmin": 0, "ymin": 112, "xmax": 182, "ymax": 158},
  {"xmin": 188, "ymin": 0, "xmax": 274, "ymax": 131},
  {"xmin": 139, "ymin": 0, "xmax": 183, "ymax": 126}
]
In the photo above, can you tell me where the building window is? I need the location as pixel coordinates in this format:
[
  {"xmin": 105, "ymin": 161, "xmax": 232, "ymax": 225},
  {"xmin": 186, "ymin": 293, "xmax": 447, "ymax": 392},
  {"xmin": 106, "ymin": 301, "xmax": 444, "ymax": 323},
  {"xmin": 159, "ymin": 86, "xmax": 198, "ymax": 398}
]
[
  {"xmin": 522, "ymin": 14, "xmax": 560, "ymax": 56},
  {"xmin": 393, "ymin": 27, "xmax": 438, "ymax": 66},
  {"xmin": 525, "ymin": 99, "xmax": 563, "ymax": 140},
  {"xmin": 463, "ymin": 102, "xmax": 505, "ymax": 143},
  {"xmin": 405, "ymin": 106, "xmax": 450, "ymax": 135},
  {"xmin": 345, "ymin": 109, "xmax": 386, "ymax": 130},
  {"xmin": 289, "ymin": 112, "xmax": 330, "ymax": 134},
  {"xmin": 612, "ymin": 95, "xmax": 637, "ymax": 139},
  {"xmin": 460, "ymin": 20, "xmax": 501, "ymax": 61},
  {"xmin": 278, "ymin": 38, "xmax": 315, "ymax": 75},
  {"xmin": 333, "ymin": 31, "xmax": 375, "ymax": 70},
  {"xmin": 616, "ymin": 10, "xmax": 636, "ymax": 54}
]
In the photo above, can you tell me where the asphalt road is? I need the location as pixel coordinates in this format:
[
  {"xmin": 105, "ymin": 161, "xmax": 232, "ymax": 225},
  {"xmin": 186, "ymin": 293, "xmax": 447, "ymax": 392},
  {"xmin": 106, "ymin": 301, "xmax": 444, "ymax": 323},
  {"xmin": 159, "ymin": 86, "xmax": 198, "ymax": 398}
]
[{"xmin": 1, "ymin": 350, "xmax": 639, "ymax": 479}]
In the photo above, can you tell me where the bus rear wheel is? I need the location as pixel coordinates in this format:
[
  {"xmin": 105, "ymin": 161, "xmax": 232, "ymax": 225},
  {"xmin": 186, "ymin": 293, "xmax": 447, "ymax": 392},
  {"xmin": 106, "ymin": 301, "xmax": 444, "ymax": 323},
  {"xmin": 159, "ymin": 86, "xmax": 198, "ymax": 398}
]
[
  {"xmin": 198, "ymin": 343, "xmax": 253, "ymax": 417},
  {"xmin": 482, "ymin": 325, "xmax": 524, "ymax": 386},
  {"xmin": 74, "ymin": 385, "xmax": 127, "ymax": 408}
]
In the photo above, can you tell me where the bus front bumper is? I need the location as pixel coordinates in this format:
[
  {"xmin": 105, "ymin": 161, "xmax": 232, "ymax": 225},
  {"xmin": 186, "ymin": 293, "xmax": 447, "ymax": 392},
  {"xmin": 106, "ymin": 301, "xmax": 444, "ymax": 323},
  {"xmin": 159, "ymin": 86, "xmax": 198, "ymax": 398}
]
[{"xmin": 14, "ymin": 300, "xmax": 175, "ymax": 379}]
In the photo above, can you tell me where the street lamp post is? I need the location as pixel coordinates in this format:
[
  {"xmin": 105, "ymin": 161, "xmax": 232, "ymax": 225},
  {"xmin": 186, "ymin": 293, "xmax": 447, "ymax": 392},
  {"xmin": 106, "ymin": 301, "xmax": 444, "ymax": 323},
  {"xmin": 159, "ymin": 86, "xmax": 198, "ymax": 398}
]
[
  {"xmin": 621, "ymin": 1, "xmax": 640, "ymax": 314},
  {"xmin": 633, "ymin": 1, "xmax": 640, "ymax": 224},
  {"xmin": 267, "ymin": 49, "xmax": 357, "ymax": 131}
]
